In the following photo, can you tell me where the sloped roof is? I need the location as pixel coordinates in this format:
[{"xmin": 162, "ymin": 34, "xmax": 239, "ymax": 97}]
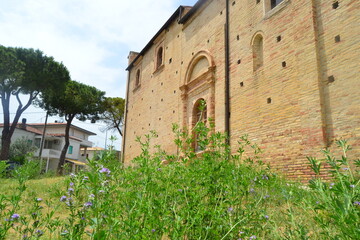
[
  {"xmin": 0, "ymin": 123, "xmax": 43, "ymax": 135},
  {"xmin": 28, "ymin": 123, "xmax": 96, "ymax": 136}
]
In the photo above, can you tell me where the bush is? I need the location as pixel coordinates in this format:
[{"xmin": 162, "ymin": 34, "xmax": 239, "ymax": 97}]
[{"xmin": 0, "ymin": 121, "xmax": 358, "ymax": 239}]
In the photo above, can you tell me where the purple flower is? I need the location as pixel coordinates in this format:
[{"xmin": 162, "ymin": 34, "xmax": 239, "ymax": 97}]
[
  {"xmin": 343, "ymin": 167, "xmax": 349, "ymax": 171},
  {"xmin": 35, "ymin": 230, "xmax": 43, "ymax": 236},
  {"xmin": 316, "ymin": 201, "xmax": 320, "ymax": 204},
  {"xmin": 68, "ymin": 188, "xmax": 74, "ymax": 193},
  {"xmin": 84, "ymin": 202, "xmax": 93, "ymax": 207},
  {"xmin": 83, "ymin": 176, "xmax": 89, "ymax": 180},
  {"xmin": 151, "ymin": 229, "xmax": 156, "ymax": 233},
  {"xmin": 157, "ymin": 168, "xmax": 162, "ymax": 171},
  {"xmin": 250, "ymin": 236, "xmax": 257, "ymax": 239},
  {"xmin": 263, "ymin": 195, "xmax": 270, "ymax": 199},
  {"xmin": 178, "ymin": 189, "xmax": 183, "ymax": 192},
  {"xmin": 99, "ymin": 190, "xmax": 105, "ymax": 193},
  {"xmin": 262, "ymin": 174, "xmax": 269, "ymax": 180},
  {"xmin": 350, "ymin": 184, "xmax": 355, "ymax": 188},
  {"xmin": 69, "ymin": 182, "xmax": 74, "ymax": 186},
  {"xmin": 70, "ymin": 173, "xmax": 76, "ymax": 178},
  {"xmin": 89, "ymin": 194, "xmax": 95, "ymax": 198},
  {"xmin": 239, "ymin": 231, "xmax": 244, "ymax": 234},
  {"xmin": 36, "ymin": 198, "xmax": 42, "ymax": 202},
  {"xmin": 249, "ymin": 188, "xmax": 255, "ymax": 193},
  {"xmin": 228, "ymin": 207, "xmax": 233, "ymax": 212},
  {"xmin": 264, "ymin": 215, "xmax": 269, "ymax": 219},
  {"xmin": 11, "ymin": 214, "xmax": 20, "ymax": 220},
  {"xmin": 99, "ymin": 168, "xmax": 111, "ymax": 174},
  {"xmin": 353, "ymin": 201, "xmax": 360, "ymax": 206}
]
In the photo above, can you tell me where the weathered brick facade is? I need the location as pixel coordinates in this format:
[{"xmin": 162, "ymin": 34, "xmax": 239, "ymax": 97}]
[{"xmin": 122, "ymin": 0, "xmax": 360, "ymax": 180}]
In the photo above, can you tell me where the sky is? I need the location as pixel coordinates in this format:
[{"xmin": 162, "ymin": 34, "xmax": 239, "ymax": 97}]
[{"xmin": 0, "ymin": 0, "xmax": 198, "ymax": 150}]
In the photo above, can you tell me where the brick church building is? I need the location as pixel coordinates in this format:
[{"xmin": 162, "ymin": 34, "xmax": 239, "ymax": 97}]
[{"xmin": 122, "ymin": 0, "xmax": 359, "ymax": 180}]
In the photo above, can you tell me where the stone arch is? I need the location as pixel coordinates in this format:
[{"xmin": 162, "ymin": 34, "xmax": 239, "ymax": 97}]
[
  {"xmin": 251, "ymin": 31, "xmax": 264, "ymax": 71},
  {"xmin": 180, "ymin": 50, "xmax": 216, "ymax": 131},
  {"xmin": 184, "ymin": 50, "xmax": 215, "ymax": 85}
]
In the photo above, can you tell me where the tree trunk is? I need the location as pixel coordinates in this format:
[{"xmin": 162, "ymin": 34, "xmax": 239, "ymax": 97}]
[
  {"xmin": 57, "ymin": 115, "xmax": 74, "ymax": 175},
  {"xmin": 1, "ymin": 91, "xmax": 11, "ymax": 160},
  {"xmin": 0, "ymin": 90, "xmax": 36, "ymax": 160}
]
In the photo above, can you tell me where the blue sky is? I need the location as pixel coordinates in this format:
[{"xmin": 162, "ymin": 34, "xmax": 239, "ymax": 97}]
[{"xmin": 0, "ymin": 0, "xmax": 198, "ymax": 149}]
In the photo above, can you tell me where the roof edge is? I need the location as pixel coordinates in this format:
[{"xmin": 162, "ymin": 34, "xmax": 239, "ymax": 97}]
[{"xmin": 126, "ymin": 5, "xmax": 188, "ymax": 71}]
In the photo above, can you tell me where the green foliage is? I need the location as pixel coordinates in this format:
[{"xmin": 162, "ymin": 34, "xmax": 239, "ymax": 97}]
[
  {"xmin": 0, "ymin": 122, "xmax": 358, "ymax": 239},
  {"xmin": 9, "ymin": 137, "xmax": 38, "ymax": 164},
  {"xmin": 100, "ymin": 97, "xmax": 125, "ymax": 136},
  {"xmin": 39, "ymin": 80, "xmax": 105, "ymax": 173},
  {"xmin": 40, "ymin": 80, "xmax": 105, "ymax": 121},
  {"xmin": 0, "ymin": 45, "xmax": 70, "ymax": 160},
  {"xmin": 0, "ymin": 161, "xmax": 8, "ymax": 178}
]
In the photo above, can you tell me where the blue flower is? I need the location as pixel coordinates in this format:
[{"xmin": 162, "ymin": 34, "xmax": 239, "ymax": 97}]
[
  {"xmin": 60, "ymin": 196, "xmax": 67, "ymax": 202},
  {"xmin": 84, "ymin": 202, "xmax": 93, "ymax": 207},
  {"xmin": 99, "ymin": 168, "xmax": 111, "ymax": 174},
  {"xmin": 11, "ymin": 214, "xmax": 20, "ymax": 220}
]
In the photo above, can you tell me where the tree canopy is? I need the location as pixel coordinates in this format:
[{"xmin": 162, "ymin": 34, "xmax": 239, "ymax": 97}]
[
  {"xmin": 40, "ymin": 80, "xmax": 105, "ymax": 174},
  {"xmin": 100, "ymin": 97, "xmax": 125, "ymax": 136},
  {"xmin": 0, "ymin": 46, "xmax": 70, "ymax": 160}
]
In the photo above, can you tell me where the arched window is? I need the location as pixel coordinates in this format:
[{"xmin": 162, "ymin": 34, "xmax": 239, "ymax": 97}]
[
  {"xmin": 192, "ymin": 99, "xmax": 207, "ymax": 152},
  {"xmin": 135, "ymin": 69, "xmax": 140, "ymax": 87},
  {"xmin": 252, "ymin": 34, "xmax": 264, "ymax": 71},
  {"xmin": 271, "ymin": 0, "xmax": 283, "ymax": 9},
  {"xmin": 156, "ymin": 47, "xmax": 163, "ymax": 69}
]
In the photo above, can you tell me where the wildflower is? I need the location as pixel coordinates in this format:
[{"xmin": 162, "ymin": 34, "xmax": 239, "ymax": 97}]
[
  {"xmin": 4, "ymin": 218, "xmax": 9, "ymax": 222},
  {"xmin": 262, "ymin": 174, "xmax": 269, "ymax": 180},
  {"xmin": 11, "ymin": 214, "xmax": 20, "ymax": 220},
  {"xmin": 239, "ymin": 231, "xmax": 244, "ymax": 234},
  {"xmin": 152, "ymin": 229, "xmax": 156, "ymax": 233},
  {"xmin": 83, "ymin": 176, "xmax": 89, "ymax": 180},
  {"xmin": 264, "ymin": 215, "xmax": 269, "ymax": 219},
  {"xmin": 36, "ymin": 198, "xmax": 42, "ymax": 202},
  {"xmin": 330, "ymin": 182, "xmax": 335, "ymax": 189},
  {"xmin": 68, "ymin": 187, "xmax": 74, "ymax": 193},
  {"xmin": 263, "ymin": 195, "xmax": 270, "ymax": 199},
  {"xmin": 316, "ymin": 201, "xmax": 320, "ymax": 204},
  {"xmin": 343, "ymin": 167, "xmax": 349, "ymax": 171},
  {"xmin": 35, "ymin": 230, "xmax": 43, "ymax": 236},
  {"xmin": 250, "ymin": 236, "xmax": 257, "ymax": 239},
  {"xmin": 228, "ymin": 207, "xmax": 233, "ymax": 212},
  {"xmin": 84, "ymin": 202, "xmax": 93, "ymax": 207},
  {"xmin": 99, "ymin": 190, "xmax": 105, "ymax": 193},
  {"xmin": 178, "ymin": 189, "xmax": 183, "ymax": 192},
  {"xmin": 249, "ymin": 188, "xmax": 255, "ymax": 193},
  {"xmin": 157, "ymin": 168, "xmax": 161, "ymax": 171},
  {"xmin": 89, "ymin": 194, "xmax": 95, "ymax": 198},
  {"xmin": 253, "ymin": 177, "xmax": 258, "ymax": 181},
  {"xmin": 350, "ymin": 184, "xmax": 355, "ymax": 188},
  {"xmin": 99, "ymin": 167, "xmax": 111, "ymax": 174},
  {"xmin": 81, "ymin": 217, "xmax": 86, "ymax": 220},
  {"xmin": 69, "ymin": 182, "xmax": 74, "ymax": 186},
  {"xmin": 353, "ymin": 201, "xmax": 360, "ymax": 206},
  {"xmin": 70, "ymin": 173, "xmax": 76, "ymax": 178}
]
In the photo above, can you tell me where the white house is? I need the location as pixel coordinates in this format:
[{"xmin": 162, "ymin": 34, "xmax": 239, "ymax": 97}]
[{"xmin": 0, "ymin": 119, "xmax": 96, "ymax": 173}]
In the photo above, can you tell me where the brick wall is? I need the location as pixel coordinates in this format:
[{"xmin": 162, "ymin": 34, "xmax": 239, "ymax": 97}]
[{"xmin": 123, "ymin": 0, "xmax": 360, "ymax": 180}]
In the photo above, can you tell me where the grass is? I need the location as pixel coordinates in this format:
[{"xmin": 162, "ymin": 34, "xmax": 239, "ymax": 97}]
[{"xmin": 0, "ymin": 125, "xmax": 358, "ymax": 239}]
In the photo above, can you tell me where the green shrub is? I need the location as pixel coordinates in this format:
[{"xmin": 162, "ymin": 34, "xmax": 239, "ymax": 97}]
[{"xmin": 0, "ymin": 121, "xmax": 358, "ymax": 239}]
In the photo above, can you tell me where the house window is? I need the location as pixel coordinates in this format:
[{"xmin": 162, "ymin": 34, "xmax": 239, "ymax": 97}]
[
  {"xmin": 192, "ymin": 99, "xmax": 207, "ymax": 152},
  {"xmin": 270, "ymin": 0, "xmax": 283, "ymax": 9},
  {"xmin": 156, "ymin": 47, "xmax": 163, "ymax": 69},
  {"xmin": 135, "ymin": 69, "xmax": 141, "ymax": 87},
  {"xmin": 68, "ymin": 145, "xmax": 73, "ymax": 154},
  {"xmin": 252, "ymin": 34, "xmax": 264, "ymax": 71}
]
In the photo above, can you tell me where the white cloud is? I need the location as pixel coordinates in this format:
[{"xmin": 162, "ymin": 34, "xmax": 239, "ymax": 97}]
[{"xmin": 0, "ymin": 0, "xmax": 197, "ymax": 148}]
